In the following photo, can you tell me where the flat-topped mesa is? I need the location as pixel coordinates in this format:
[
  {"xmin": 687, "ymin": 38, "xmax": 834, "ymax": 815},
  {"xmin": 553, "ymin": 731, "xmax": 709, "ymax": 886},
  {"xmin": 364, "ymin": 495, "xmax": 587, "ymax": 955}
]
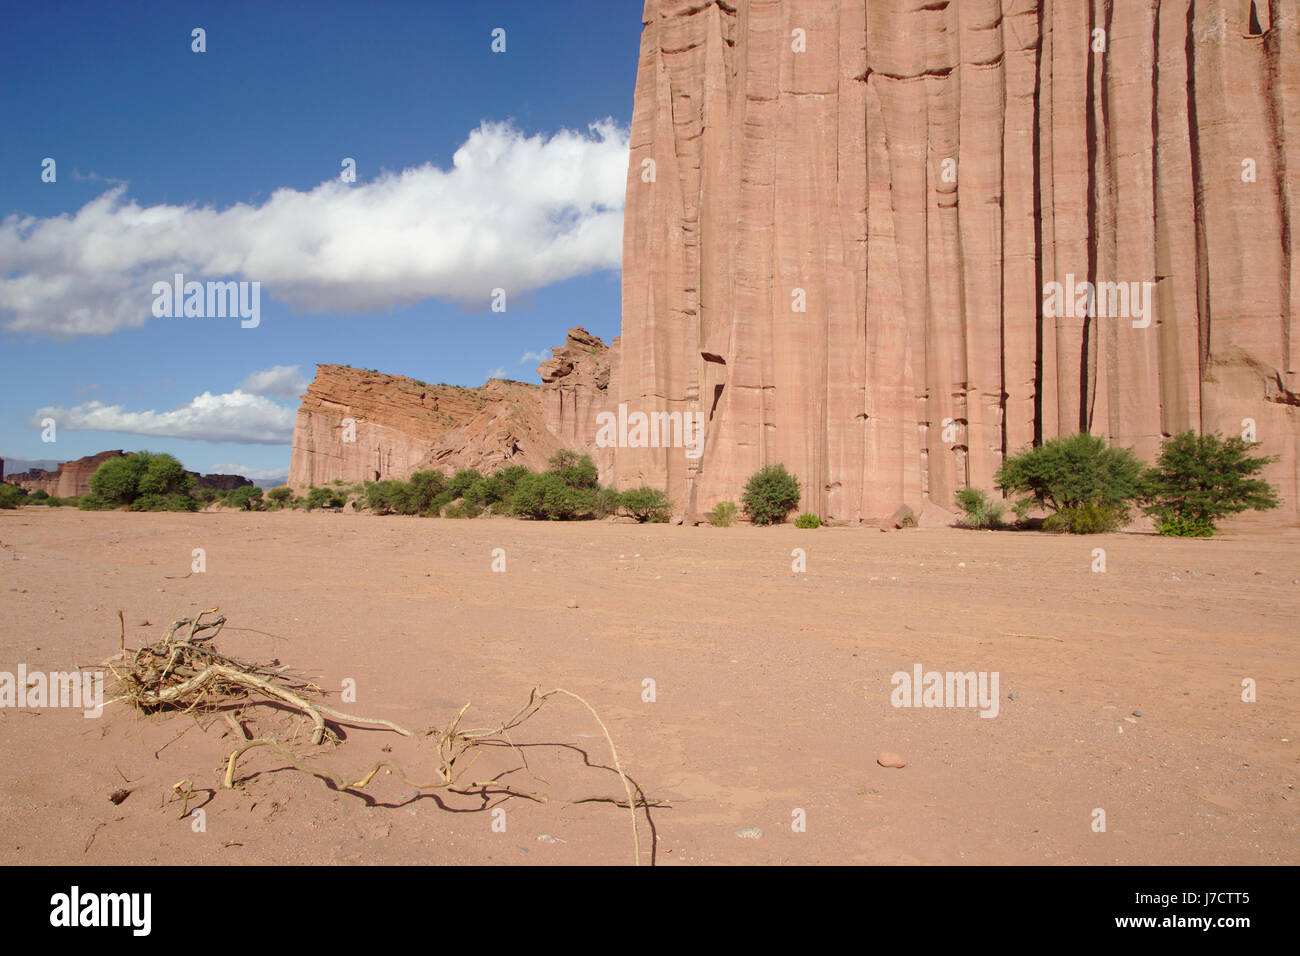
[
  {"xmin": 286, "ymin": 329, "xmax": 617, "ymax": 490},
  {"xmin": 616, "ymin": 0, "xmax": 1300, "ymax": 524}
]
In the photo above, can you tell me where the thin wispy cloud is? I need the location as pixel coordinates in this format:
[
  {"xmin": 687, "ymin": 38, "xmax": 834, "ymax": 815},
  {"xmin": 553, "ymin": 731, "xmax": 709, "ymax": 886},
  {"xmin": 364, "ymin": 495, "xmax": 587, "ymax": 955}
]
[
  {"xmin": 209, "ymin": 462, "xmax": 290, "ymax": 481},
  {"xmin": 31, "ymin": 391, "xmax": 296, "ymax": 444},
  {"xmin": 519, "ymin": 350, "xmax": 550, "ymax": 364},
  {"xmin": 239, "ymin": 365, "xmax": 308, "ymax": 399},
  {"xmin": 1, "ymin": 120, "xmax": 629, "ymax": 338}
]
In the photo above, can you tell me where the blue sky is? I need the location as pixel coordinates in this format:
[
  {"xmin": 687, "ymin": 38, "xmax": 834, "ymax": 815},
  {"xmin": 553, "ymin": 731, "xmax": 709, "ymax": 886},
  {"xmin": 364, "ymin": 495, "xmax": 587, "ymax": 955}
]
[{"xmin": 0, "ymin": 0, "xmax": 640, "ymax": 480}]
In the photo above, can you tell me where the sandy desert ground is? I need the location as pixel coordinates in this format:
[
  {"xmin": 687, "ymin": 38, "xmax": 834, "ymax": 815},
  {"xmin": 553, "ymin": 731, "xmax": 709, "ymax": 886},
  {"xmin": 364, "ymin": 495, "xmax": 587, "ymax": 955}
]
[{"xmin": 0, "ymin": 508, "xmax": 1296, "ymax": 865}]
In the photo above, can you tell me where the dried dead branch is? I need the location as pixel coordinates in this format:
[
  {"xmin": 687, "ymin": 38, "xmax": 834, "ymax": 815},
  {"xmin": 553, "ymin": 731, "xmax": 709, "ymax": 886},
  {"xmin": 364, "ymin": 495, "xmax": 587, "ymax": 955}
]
[{"xmin": 107, "ymin": 608, "xmax": 656, "ymax": 865}]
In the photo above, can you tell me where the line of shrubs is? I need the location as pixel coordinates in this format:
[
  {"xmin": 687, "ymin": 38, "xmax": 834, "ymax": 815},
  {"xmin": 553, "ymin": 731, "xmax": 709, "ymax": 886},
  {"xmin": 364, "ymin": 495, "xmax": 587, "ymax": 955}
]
[
  {"xmin": 0, "ymin": 486, "xmax": 80, "ymax": 509},
  {"xmin": 956, "ymin": 431, "xmax": 1279, "ymax": 537},
  {"xmin": 35, "ymin": 449, "xmax": 680, "ymax": 523},
  {"xmin": 9, "ymin": 430, "xmax": 1273, "ymax": 538}
]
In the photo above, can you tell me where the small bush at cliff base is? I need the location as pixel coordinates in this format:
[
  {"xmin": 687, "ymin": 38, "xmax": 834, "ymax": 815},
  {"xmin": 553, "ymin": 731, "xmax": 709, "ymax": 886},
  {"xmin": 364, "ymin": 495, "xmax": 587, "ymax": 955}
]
[
  {"xmin": 406, "ymin": 470, "xmax": 449, "ymax": 514},
  {"xmin": 1041, "ymin": 501, "xmax": 1126, "ymax": 534},
  {"xmin": 547, "ymin": 450, "xmax": 598, "ymax": 490},
  {"xmin": 510, "ymin": 473, "xmax": 595, "ymax": 520},
  {"xmin": 954, "ymin": 487, "xmax": 1004, "ymax": 529},
  {"xmin": 224, "ymin": 486, "xmax": 263, "ymax": 511},
  {"xmin": 443, "ymin": 499, "xmax": 483, "ymax": 519},
  {"xmin": 131, "ymin": 493, "xmax": 199, "ymax": 513},
  {"xmin": 620, "ymin": 487, "xmax": 673, "ymax": 523},
  {"xmin": 304, "ymin": 486, "xmax": 346, "ymax": 511},
  {"xmin": 995, "ymin": 433, "xmax": 1143, "ymax": 532},
  {"xmin": 593, "ymin": 487, "xmax": 622, "ymax": 518},
  {"xmin": 0, "ymin": 484, "xmax": 27, "ymax": 509},
  {"xmin": 266, "ymin": 486, "xmax": 293, "ymax": 510},
  {"xmin": 794, "ymin": 512, "xmax": 820, "ymax": 529},
  {"xmin": 1141, "ymin": 431, "xmax": 1280, "ymax": 536},
  {"xmin": 710, "ymin": 501, "xmax": 738, "ymax": 527},
  {"xmin": 742, "ymin": 464, "xmax": 801, "ymax": 526}
]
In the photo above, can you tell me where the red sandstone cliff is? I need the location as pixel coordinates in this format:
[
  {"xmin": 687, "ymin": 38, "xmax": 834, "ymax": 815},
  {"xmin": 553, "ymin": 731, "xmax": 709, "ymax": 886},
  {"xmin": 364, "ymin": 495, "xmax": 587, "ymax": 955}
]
[
  {"xmin": 615, "ymin": 0, "xmax": 1300, "ymax": 523},
  {"xmin": 286, "ymin": 329, "xmax": 615, "ymax": 490}
]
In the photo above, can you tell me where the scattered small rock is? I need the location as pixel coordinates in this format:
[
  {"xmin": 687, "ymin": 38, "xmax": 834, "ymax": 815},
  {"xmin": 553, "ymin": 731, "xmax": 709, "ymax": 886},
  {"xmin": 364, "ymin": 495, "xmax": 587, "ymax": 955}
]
[
  {"xmin": 537, "ymin": 834, "xmax": 558, "ymax": 844},
  {"xmin": 1008, "ymin": 692, "xmax": 1019, "ymax": 702},
  {"xmin": 877, "ymin": 752, "xmax": 906, "ymax": 769},
  {"xmin": 735, "ymin": 826, "xmax": 764, "ymax": 839},
  {"xmin": 108, "ymin": 788, "xmax": 132, "ymax": 805},
  {"xmin": 565, "ymin": 599, "xmax": 579, "ymax": 609},
  {"xmin": 1132, "ymin": 710, "xmax": 1143, "ymax": 717}
]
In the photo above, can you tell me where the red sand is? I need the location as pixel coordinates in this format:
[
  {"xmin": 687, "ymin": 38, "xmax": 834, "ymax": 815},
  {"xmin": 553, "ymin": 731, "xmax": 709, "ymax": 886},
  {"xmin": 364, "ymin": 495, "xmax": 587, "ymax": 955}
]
[{"xmin": 1, "ymin": 508, "xmax": 1296, "ymax": 864}]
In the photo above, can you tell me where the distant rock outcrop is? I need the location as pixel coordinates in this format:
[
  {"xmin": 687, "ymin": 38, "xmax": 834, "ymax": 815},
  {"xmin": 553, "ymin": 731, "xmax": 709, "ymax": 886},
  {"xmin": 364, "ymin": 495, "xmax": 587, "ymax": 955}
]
[
  {"xmin": 192, "ymin": 473, "xmax": 253, "ymax": 492},
  {"xmin": 7, "ymin": 451, "xmax": 254, "ymax": 498},
  {"xmin": 286, "ymin": 329, "xmax": 616, "ymax": 490},
  {"xmin": 9, "ymin": 450, "xmax": 126, "ymax": 497}
]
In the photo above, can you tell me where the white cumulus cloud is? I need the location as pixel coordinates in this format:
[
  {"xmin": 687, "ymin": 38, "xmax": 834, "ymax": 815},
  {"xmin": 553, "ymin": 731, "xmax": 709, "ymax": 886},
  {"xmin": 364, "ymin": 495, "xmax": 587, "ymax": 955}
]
[
  {"xmin": 519, "ymin": 349, "xmax": 550, "ymax": 364},
  {"xmin": 31, "ymin": 390, "xmax": 296, "ymax": 444},
  {"xmin": 239, "ymin": 365, "xmax": 308, "ymax": 399},
  {"xmin": 1, "ymin": 120, "xmax": 629, "ymax": 338}
]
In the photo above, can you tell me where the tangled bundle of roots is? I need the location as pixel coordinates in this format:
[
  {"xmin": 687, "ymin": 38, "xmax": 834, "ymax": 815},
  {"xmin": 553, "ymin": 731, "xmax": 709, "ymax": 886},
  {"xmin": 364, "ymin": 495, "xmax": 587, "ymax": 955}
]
[{"xmin": 105, "ymin": 608, "xmax": 654, "ymax": 864}]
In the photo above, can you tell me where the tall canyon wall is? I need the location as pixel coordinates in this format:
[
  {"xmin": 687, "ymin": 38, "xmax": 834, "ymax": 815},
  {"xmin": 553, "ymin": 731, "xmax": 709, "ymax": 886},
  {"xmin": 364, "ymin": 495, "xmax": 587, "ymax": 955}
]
[{"xmin": 615, "ymin": 0, "xmax": 1300, "ymax": 522}]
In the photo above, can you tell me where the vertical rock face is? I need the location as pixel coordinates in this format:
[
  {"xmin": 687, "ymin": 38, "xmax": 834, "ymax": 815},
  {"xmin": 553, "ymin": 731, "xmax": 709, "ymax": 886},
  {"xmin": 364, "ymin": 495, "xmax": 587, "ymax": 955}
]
[
  {"xmin": 287, "ymin": 330, "xmax": 616, "ymax": 489},
  {"xmin": 538, "ymin": 327, "xmax": 620, "ymax": 478},
  {"xmin": 616, "ymin": 0, "xmax": 1300, "ymax": 523}
]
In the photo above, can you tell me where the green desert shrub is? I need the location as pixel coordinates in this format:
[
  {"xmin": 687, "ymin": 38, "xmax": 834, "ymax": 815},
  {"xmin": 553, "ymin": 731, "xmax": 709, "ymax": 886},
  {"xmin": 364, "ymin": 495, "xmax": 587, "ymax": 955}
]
[
  {"xmin": 620, "ymin": 486, "xmax": 673, "ymax": 523},
  {"xmin": 0, "ymin": 484, "xmax": 27, "ymax": 509},
  {"xmin": 487, "ymin": 466, "xmax": 532, "ymax": 504},
  {"xmin": 28, "ymin": 489, "xmax": 49, "ymax": 501},
  {"xmin": 224, "ymin": 486, "xmax": 263, "ymax": 511},
  {"xmin": 742, "ymin": 464, "xmax": 801, "ymax": 526},
  {"xmin": 593, "ymin": 486, "xmax": 622, "ymax": 519},
  {"xmin": 78, "ymin": 493, "xmax": 111, "ymax": 510},
  {"xmin": 405, "ymin": 471, "xmax": 448, "ymax": 514},
  {"xmin": 546, "ymin": 450, "xmax": 598, "ymax": 490},
  {"xmin": 1141, "ymin": 431, "xmax": 1279, "ymax": 536},
  {"xmin": 130, "ymin": 492, "xmax": 198, "ymax": 513},
  {"xmin": 89, "ymin": 451, "xmax": 195, "ymax": 507},
  {"xmin": 365, "ymin": 479, "xmax": 406, "ymax": 514},
  {"xmin": 995, "ymin": 434, "xmax": 1143, "ymax": 533},
  {"xmin": 509, "ymin": 472, "xmax": 594, "ymax": 520},
  {"xmin": 1040, "ymin": 501, "xmax": 1127, "ymax": 535},
  {"xmin": 266, "ymin": 486, "xmax": 293, "ymax": 510},
  {"xmin": 303, "ymin": 486, "xmax": 346, "ymax": 511},
  {"xmin": 794, "ymin": 512, "xmax": 821, "ymax": 529},
  {"xmin": 443, "ymin": 499, "xmax": 483, "ymax": 519},
  {"xmin": 954, "ymin": 487, "xmax": 1005, "ymax": 529},
  {"xmin": 709, "ymin": 501, "xmax": 738, "ymax": 527}
]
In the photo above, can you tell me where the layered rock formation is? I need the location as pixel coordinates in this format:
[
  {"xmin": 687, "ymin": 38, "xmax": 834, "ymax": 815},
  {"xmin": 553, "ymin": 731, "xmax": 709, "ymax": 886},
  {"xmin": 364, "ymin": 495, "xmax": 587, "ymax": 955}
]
[
  {"xmin": 615, "ymin": 0, "xmax": 1300, "ymax": 523},
  {"xmin": 287, "ymin": 330, "xmax": 615, "ymax": 490}
]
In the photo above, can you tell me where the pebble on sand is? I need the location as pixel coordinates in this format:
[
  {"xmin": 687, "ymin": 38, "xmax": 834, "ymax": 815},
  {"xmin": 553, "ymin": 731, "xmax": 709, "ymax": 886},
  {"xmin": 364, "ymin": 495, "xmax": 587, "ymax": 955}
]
[
  {"xmin": 877, "ymin": 752, "xmax": 906, "ymax": 769},
  {"xmin": 566, "ymin": 599, "xmax": 578, "ymax": 608},
  {"xmin": 735, "ymin": 826, "xmax": 764, "ymax": 839}
]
